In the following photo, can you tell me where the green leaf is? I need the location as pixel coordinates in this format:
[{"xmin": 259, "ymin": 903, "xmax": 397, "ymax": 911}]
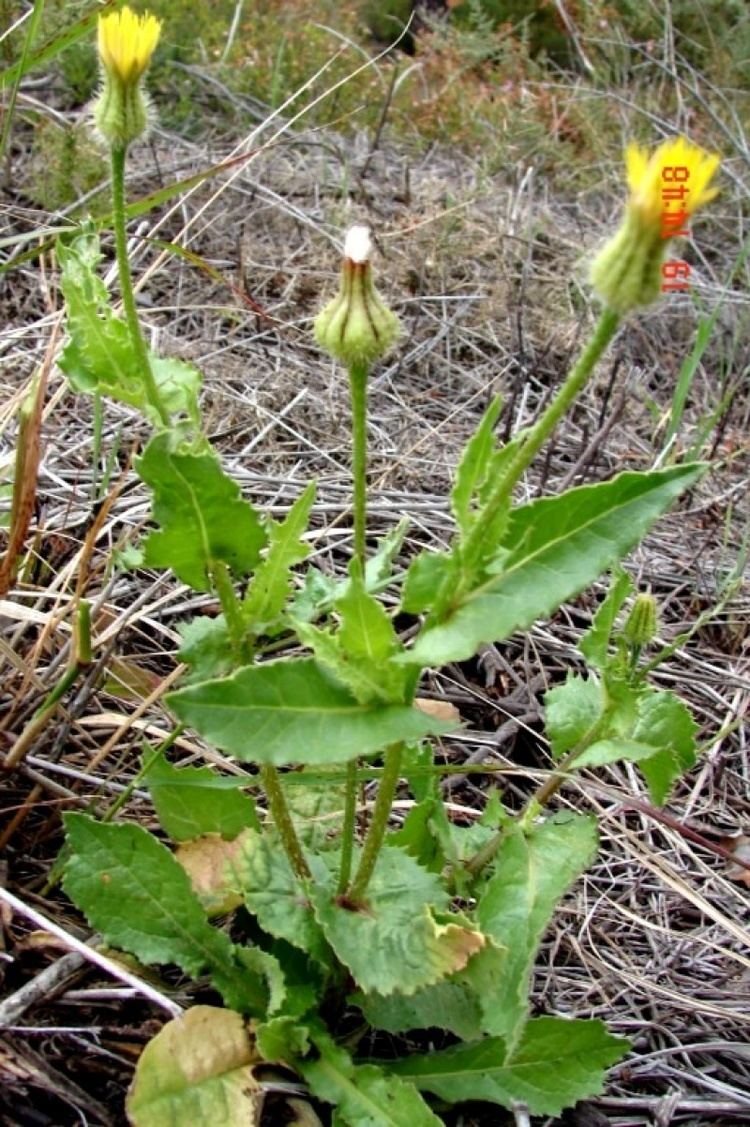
[
  {"xmin": 363, "ymin": 518, "xmax": 410, "ymax": 589},
  {"xmin": 388, "ymin": 791, "xmax": 499, "ymax": 886},
  {"xmin": 631, "ymin": 690, "xmax": 698, "ymax": 804},
  {"xmin": 337, "ymin": 577, "xmax": 399, "ymax": 666},
  {"xmin": 58, "ymin": 234, "xmax": 144, "ymax": 403},
  {"xmin": 544, "ymin": 674, "xmax": 605, "ymax": 760},
  {"xmin": 476, "ymin": 813, "xmax": 598, "ymax": 1046},
  {"xmin": 405, "ymin": 464, "xmax": 704, "ymax": 666},
  {"xmin": 256, "ymin": 1015, "xmax": 310, "ymax": 1063},
  {"xmin": 301, "ymin": 1032, "xmax": 442, "ymax": 1127},
  {"xmin": 400, "ymin": 551, "xmax": 454, "ymax": 615},
  {"xmin": 290, "ymin": 568, "xmax": 338, "ymax": 623},
  {"xmin": 389, "ymin": 1015, "xmax": 629, "ymax": 1115},
  {"xmin": 229, "ymin": 830, "xmax": 330, "ymax": 965},
  {"xmin": 451, "ymin": 395, "xmax": 503, "ymax": 537},
  {"xmin": 144, "ymin": 751, "xmax": 260, "ymax": 842},
  {"xmin": 126, "ymin": 1007, "xmax": 263, "ymax": 1127},
  {"xmin": 296, "ymin": 577, "xmax": 410, "ymax": 705},
  {"xmin": 63, "ymin": 814, "xmax": 232, "ymax": 976},
  {"xmin": 57, "ymin": 231, "xmax": 200, "ymax": 423},
  {"xmin": 291, "ymin": 520, "xmax": 409, "ymax": 624},
  {"xmin": 311, "ymin": 846, "xmax": 484, "ymax": 995},
  {"xmin": 177, "ymin": 615, "xmax": 234, "ymax": 684},
  {"xmin": 62, "ymin": 814, "xmax": 267, "ymax": 1014},
  {"xmin": 259, "ymin": 942, "xmax": 322, "ymax": 1021},
  {"xmin": 356, "ymin": 978, "xmax": 483, "ymax": 1041},
  {"xmin": 282, "ymin": 768, "xmax": 348, "ymax": 852},
  {"xmin": 386, "ymin": 798, "xmax": 448, "ymax": 873},
  {"xmin": 243, "ymin": 482, "xmax": 316, "ymax": 635},
  {"xmin": 167, "ymin": 658, "xmax": 456, "ymax": 767},
  {"xmin": 587, "ymin": 681, "xmax": 697, "ymax": 802},
  {"xmin": 294, "ymin": 621, "xmax": 395, "ymax": 705},
  {"xmin": 402, "ymin": 741, "xmax": 439, "ymax": 803},
  {"xmin": 601, "ymin": 674, "xmax": 640, "ymax": 736},
  {"xmin": 235, "ymin": 945, "xmax": 287, "ymax": 1016},
  {"xmin": 571, "ymin": 738, "xmax": 670, "ymax": 769},
  {"xmin": 136, "ymin": 432, "xmax": 267, "ymax": 591},
  {"xmin": 579, "ymin": 567, "xmax": 633, "ymax": 669},
  {"xmin": 149, "ymin": 355, "xmax": 202, "ymax": 426}
]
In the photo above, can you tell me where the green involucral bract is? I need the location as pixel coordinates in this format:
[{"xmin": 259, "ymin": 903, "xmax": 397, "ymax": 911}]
[{"xmin": 314, "ymin": 232, "xmax": 400, "ymax": 367}]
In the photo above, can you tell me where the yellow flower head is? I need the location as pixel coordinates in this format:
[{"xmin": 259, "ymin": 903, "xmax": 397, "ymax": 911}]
[
  {"xmin": 625, "ymin": 136, "xmax": 720, "ymax": 229},
  {"xmin": 94, "ymin": 6, "xmax": 161, "ymax": 148},
  {"xmin": 590, "ymin": 136, "xmax": 720, "ymax": 312},
  {"xmin": 98, "ymin": 6, "xmax": 161, "ymax": 86}
]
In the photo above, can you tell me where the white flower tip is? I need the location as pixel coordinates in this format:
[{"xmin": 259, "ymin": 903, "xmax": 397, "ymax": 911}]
[{"xmin": 344, "ymin": 225, "xmax": 372, "ymax": 264}]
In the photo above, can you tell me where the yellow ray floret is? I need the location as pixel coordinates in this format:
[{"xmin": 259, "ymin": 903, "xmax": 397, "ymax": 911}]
[
  {"xmin": 625, "ymin": 136, "xmax": 720, "ymax": 228},
  {"xmin": 590, "ymin": 136, "xmax": 720, "ymax": 312},
  {"xmin": 98, "ymin": 6, "xmax": 161, "ymax": 85}
]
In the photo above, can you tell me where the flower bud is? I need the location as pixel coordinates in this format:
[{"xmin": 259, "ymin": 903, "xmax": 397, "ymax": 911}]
[
  {"xmin": 94, "ymin": 7, "xmax": 161, "ymax": 150},
  {"xmin": 314, "ymin": 226, "xmax": 400, "ymax": 367},
  {"xmin": 623, "ymin": 592, "xmax": 658, "ymax": 648}
]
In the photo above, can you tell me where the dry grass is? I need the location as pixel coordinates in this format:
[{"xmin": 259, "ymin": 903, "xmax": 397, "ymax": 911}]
[{"xmin": 1, "ymin": 23, "xmax": 750, "ymax": 1127}]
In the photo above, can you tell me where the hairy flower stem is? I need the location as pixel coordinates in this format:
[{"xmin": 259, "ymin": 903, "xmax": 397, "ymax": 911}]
[
  {"xmin": 337, "ymin": 360, "xmax": 369, "ymax": 894},
  {"xmin": 110, "ymin": 145, "xmax": 170, "ymax": 427},
  {"xmin": 460, "ymin": 307, "xmax": 621, "ymax": 575},
  {"xmin": 260, "ymin": 763, "xmax": 311, "ymax": 880},
  {"xmin": 349, "ymin": 360, "xmax": 369, "ymax": 578},
  {"xmin": 348, "ymin": 742, "xmax": 403, "ymax": 901}
]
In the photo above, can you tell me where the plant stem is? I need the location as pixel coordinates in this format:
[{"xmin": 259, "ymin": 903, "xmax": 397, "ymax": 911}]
[
  {"xmin": 338, "ymin": 360, "xmax": 369, "ymax": 893},
  {"xmin": 260, "ymin": 764, "xmax": 311, "ymax": 880},
  {"xmin": 207, "ymin": 563, "xmax": 307, "ymax": 879},
  {"xmin": 110, "ymin": 145, "xmax": 170, "ymax": 427},
  {"xmin": 211, "ymin": 560, "xmax": 246, "ymax": 652},
  {"xmin": 348, "ymin": 742, "xmax": 403, "ymax": 901},
  {"xmin": 102, "ymin": 725, "xmax": 184, "ymax": 823},
  {"xmin": 348, "ymin": 360, "xmax": 369, "ymax": 577},
  {"xmin": 464, "ymin": 703, "xmax": 612, "ymax": 880},
  {"xmin": 4, "ymin": 600, "xmax": 92, "ymax": 770},
  {"xmin": 462, "ymin": 747, "xmax": 583, "ymax": 879},
  {"xmin": 461, "ymin": 306, "xmax": 621, "ymax": 571},
  {"xmin": 337, "ymin": 761, "xmax": 358, "ymax": 894}
]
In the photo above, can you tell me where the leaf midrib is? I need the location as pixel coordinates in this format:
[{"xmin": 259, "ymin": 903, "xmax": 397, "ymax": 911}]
[{"xmin": 467, "ymin": 469, "xmax": 693, "ymax": 606}]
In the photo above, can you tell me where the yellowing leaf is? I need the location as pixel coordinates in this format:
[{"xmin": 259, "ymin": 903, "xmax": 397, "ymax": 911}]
[
  {"xmin": 175, "ymin": 833, "xmax": 249, "ymax": 916},
  {"xmin": 127, "ymin": 1006, "xmax": 263, "ymax": 1127},
  {"xmin": 414, "ymin": 698, "xmax": 461, "ymax": 723}
]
